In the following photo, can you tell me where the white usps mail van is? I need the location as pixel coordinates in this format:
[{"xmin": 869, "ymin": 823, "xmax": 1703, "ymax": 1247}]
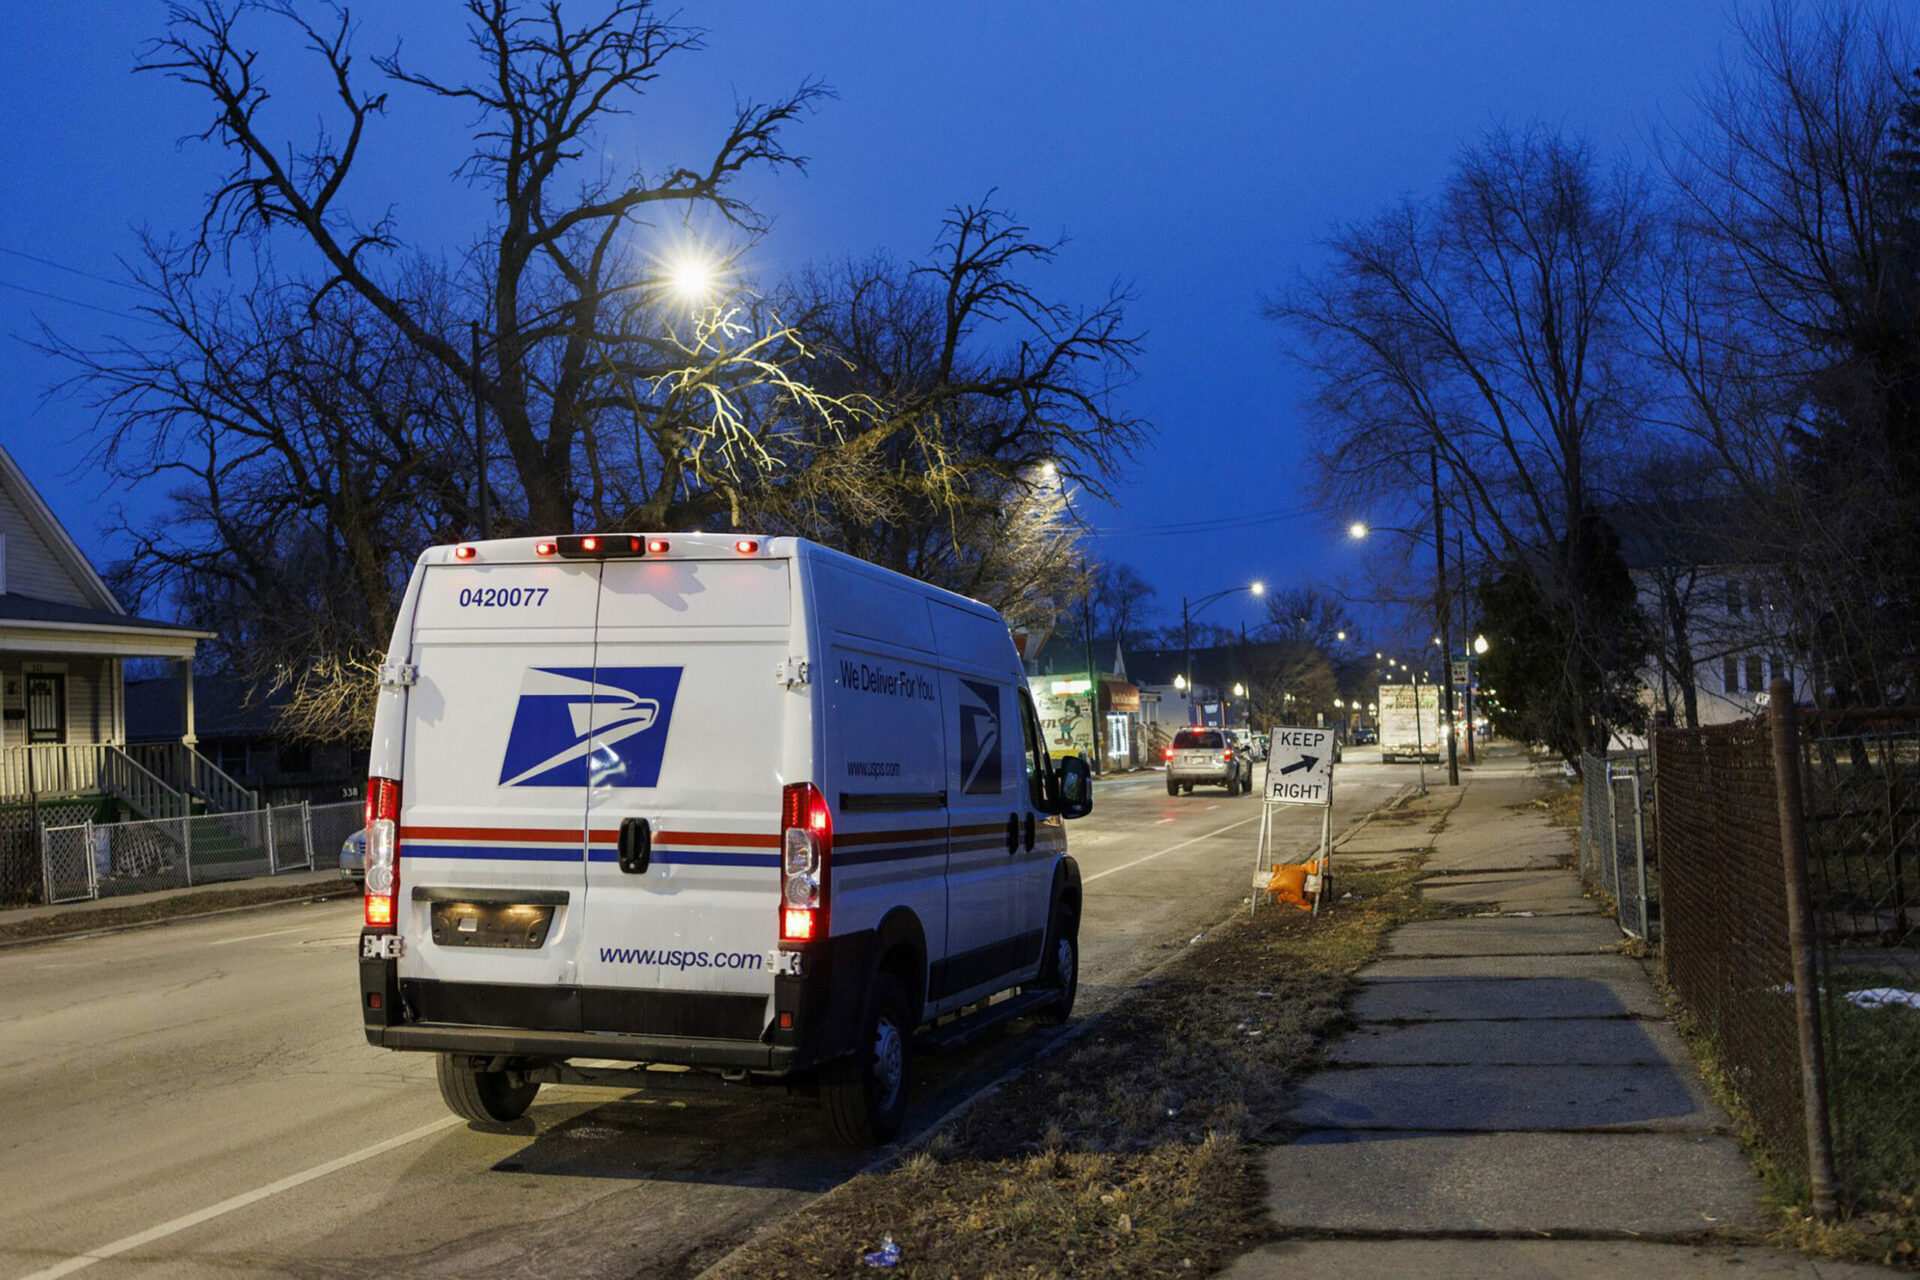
[{"xmin": 358, "ymin": 533, "xmax": 1093, "ymax": 1144}]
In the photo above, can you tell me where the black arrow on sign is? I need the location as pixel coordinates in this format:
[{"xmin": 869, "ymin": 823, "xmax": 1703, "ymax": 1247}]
[{"xmin": 1279, "ymin": 755, "xmax": 1318, "ymax": 775}]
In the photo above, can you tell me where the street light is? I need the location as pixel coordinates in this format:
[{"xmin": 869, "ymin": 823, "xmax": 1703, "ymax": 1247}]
[
  {"xmin": 1233, "ymin": 682, "xmax": 1246, "ymax": 697},
  {"xmin": 1179, "ymin": 581, "xmax": 1267, "ymax": 726},
  {"xmin": 1336, "ymin": 630, "xmax": 1347, "ymax": 641},
  {"xmin": 1348, "ymin": 521, "xmax": 1369, "ymax": 540},
  {"xmin": 666, "ymin": 251, "xmax": 720, "ymax": 304},
  {"xmin": 1174, "ymin": 674, "xmax": 1188, "ymax": 691},
  {"xmin": 1473, "ymin": 634, "xmax": 1490, "ymax": 655}
]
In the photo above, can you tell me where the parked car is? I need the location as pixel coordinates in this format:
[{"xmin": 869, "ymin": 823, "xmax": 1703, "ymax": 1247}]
[
  {"xmin": 339, "ymin": 829, "xmax": 365, "ymax": 879},
  {"xmin": 1353, "ymin": 726, "xmax": 1378, "ymax": 745},
  {"xmin": 1164, "ymin": 727, "xmax": 1254, "ymax": 796},
  {"xmin": 356, "ymin": 532, "xmax": 1093, "ymax": 1146}
]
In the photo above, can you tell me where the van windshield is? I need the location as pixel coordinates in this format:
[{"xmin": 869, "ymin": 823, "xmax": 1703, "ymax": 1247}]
[{"xmin": 1173, "ymin": 730, "xmax": 1223, "ymax": 750}]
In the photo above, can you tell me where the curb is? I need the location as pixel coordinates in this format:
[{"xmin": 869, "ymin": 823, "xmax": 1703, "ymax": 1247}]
[{"xmin": 0, "ymin": 884, "xmax": 359, "ymax": 952}]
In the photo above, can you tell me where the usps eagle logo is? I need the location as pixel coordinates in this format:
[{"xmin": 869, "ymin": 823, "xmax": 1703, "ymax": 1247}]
[{"xmin": 498, "ymin": 666, "xmax": 683, "ymax": 788}]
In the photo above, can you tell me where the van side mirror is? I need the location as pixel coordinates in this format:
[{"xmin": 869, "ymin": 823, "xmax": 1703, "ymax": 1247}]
[{"xmin": 1055, "ymin": 756, "xmax": 1093, "ymax": 819}]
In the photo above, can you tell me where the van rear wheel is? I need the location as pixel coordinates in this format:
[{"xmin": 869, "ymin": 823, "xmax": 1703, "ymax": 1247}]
[
  {"xmin": 436, "ymin": 1053, "xmax": 539, "ymax": 1126},
  {"xmin": 823, "ymin": 973, "xmax": 912, "ymax": 1147},
  {"xmin": 1038, "ymin": 903, "xmax": 1079, "ymax": 1025},
  {"xmin": 1166, "ymin": 775, "xmax": 1179, "ymax": 797}
]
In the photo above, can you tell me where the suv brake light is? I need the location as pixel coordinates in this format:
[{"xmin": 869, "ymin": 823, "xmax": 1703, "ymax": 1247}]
[
  {"xmin": 364, "ymin": 777, "xmax": 401, "ymax": 929},
  {"xmin": 780, "ymin": 782, "xmax": 831, "ymax": 942}
]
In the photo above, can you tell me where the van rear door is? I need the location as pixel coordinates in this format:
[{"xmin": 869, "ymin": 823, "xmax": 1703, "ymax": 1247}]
[
  {"xmin": 396, "ymin": 558, "xmax": 599, "ymax": 1002},
  {"xmin": 576, "ymin": 554, "xmax": 794, "ymax": 1039}
]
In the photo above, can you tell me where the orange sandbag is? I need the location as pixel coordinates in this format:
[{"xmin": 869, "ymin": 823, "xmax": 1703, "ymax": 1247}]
[{"xmin": 1267, "ymin": 860, "xmax": 1321, "ymax": 912}]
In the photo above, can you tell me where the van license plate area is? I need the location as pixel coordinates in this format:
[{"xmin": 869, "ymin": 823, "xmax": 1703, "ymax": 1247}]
[{"xmin": 429, "ymin": 902, "xmax": 554, "ymax": 949}]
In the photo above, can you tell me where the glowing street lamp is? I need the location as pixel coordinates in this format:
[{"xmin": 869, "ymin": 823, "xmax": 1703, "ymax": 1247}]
[
  {"xmin": 1347, "ymin": 521, "xmax": 1369, "ymax": 540},
  {"xmin": 1174, "ymin": 674, "xmax": 1188, "ymax": 691},
  {"xmin": 1473, "ymin": 634, "xmax": 1490, "ymax": 655},
  {"xmin": 666, "ymin": 252, "xmax": 720, "ymax": 304}
]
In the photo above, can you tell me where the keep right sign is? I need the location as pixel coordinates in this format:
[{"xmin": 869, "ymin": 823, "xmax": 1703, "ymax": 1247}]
[{"xmin": 1265, "ymin": 725, "xmax": 1335, "ymax": 807}]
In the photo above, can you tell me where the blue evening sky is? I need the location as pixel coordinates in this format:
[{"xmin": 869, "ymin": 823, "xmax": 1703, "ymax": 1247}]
[{"xmin": 0, "ymin": 2, "xmax": 1739, "ymax": 637}]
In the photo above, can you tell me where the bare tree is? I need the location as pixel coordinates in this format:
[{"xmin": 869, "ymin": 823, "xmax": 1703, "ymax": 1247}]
[
  {"xmin": 1638, "ymin": 0, "xmax": 1920, "ymax": 703},
  {"xmin": 773, "ymin": 201, "xmax": 1145, "ymax": 628},
  {"xmin": 1273, "ymin": 125, "xmax": 1656, "ymax": 754},
  {"xmin": 136, "ymin": 0, "xmax": 857, "ymax": 536}
]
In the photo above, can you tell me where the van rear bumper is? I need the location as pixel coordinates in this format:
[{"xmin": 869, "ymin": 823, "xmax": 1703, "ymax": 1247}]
[{"xmin": 370, "ymin": 1022, "xmax": 796, "ymax": 1071}]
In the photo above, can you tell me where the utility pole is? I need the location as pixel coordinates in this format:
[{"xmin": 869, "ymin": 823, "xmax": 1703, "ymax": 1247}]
[
  {"xmin": 1458, "ymin": 526, "xmax": 1475, "ymax": 765},
  {"xmin": 1082, "ymin": 567, "xmax": 1101, "ymax": 775},
  {"xmin": 1181, "ymin": 595, "xmax": 1194, "ymax": 726},
  {"xmin": 471, "ymin": 321, "xmax": 490, "ymax": 541},
  {"xmin": 1430, "ymin": 448, "xmax": 1460, "ymax": 786}
]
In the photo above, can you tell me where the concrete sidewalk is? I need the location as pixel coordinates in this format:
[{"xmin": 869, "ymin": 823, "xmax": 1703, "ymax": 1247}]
[{"xmin": 1229, "ymin": 752, "xmax": 1893, "ymax": 1279}]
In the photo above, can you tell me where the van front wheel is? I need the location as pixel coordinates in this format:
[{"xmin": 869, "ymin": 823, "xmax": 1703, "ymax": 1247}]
[
  {"xmin": 823, "ymin": 974, "xmax": 912, "ymax": 1147},
  {"xmin": 436, "ymin": 1053, "xmax": 539, "ymax": 1126}
]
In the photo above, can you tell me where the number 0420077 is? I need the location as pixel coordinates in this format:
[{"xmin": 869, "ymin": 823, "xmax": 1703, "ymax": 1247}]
[{"xmin": 456, "ymin": 586, "xmax": 549, "ymax": 608}]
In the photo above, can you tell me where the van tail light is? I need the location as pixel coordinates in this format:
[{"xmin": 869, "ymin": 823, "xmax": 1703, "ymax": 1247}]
[
  {"xmin": 1223, "ymin": 748, "xmax": 1234, "ymax": 762},
  {"xmin": 1162, "ymin": 747, "xmax": 1173, "ymax": 761},
  {"xmin": 779, "ymin": 782, "xmax": 831, "ymax": 943},
  {"xmin": 364, "ymin": 777, "xmax": 402, "ymax": 930}
]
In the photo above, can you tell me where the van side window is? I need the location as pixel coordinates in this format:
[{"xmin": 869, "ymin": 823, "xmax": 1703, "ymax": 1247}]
[{"xmin": 1019, "ymin": 688, "xmax": 1053, "ymax": 810}]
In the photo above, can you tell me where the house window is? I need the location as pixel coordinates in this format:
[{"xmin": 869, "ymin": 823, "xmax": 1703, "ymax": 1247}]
[
  {"xmin": 24, "ymin": 674, "xmax": 66, "ymax": 744},
  {"xmin": 1726, "ymin": 580, "xmax": 1744, "ymax": 616},
  {"xmin": 1723, "ymin": 656, "xmax": 1740, "ymax": 693},
  {"xmin": 1746, "ymin": 655, "xmax": 1764, "ymax": 694},
  {"xmin": 1749, "ymin": 582, "xmax": 1765, "ymax": 614}
]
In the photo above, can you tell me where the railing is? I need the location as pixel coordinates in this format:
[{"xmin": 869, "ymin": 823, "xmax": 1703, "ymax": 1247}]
[
  {"xmin": 0, "ymin": 744, "xmax": 190, "ymax": 822},
  {"xmin": 125, "ymin": 742, "xmax": 257, "ymax": 813}
]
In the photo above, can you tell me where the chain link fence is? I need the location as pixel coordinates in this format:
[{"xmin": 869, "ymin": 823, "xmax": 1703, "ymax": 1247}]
[
  {"xmin": 1652, "ymin": 720, "xmax": 1807, "ymax": 1189},
  {"xmin": 1579, "ymin": 751, "xmax": 1656, "ymax": 940},
  {"xmin": 41, "ymin": 799, "xmax": 354, "ymax": 903},
  {"xmin": 1, "ymin": 799, "xmax": 95, "ymax": 904},
  {"xmin": 1799, "ymin": 715, "xmax": 1920, "ymax": 1216},
  {"xmin": 1656, "ymin": 704, "xmax": 1920, "ymax": 1218},
  {"xmin": 306, "ymin": 800, "xmax": 363, "ymax": 871}
]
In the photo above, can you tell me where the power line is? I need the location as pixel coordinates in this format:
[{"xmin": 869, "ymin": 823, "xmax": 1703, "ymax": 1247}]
[
  {"xmin": 0, "ymin": 245, "xmax": 144, "ymax": 293},
  {"xmin": 0, "ymin": 277, "xmax": 159, "ymax": 324},
  {"xmin": 1080, "ymin": 505, "xmax": 1319, "ymax": 538}
]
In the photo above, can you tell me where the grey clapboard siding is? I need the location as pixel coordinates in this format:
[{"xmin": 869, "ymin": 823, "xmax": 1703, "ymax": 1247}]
[{"xmin": 0, "ymin": 485, "xmax": 91, "ymax": 606}]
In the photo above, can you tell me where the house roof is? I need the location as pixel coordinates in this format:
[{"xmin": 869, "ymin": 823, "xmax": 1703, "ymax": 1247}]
[
  {"xmin": 126, "ymin": 673, "xmax": 281, "ymax": 739},
  {"xmin": 0, "ymin": 445, "xmax": 123, "ymax": 614},
  {"xmin": 1604, "ymin": 500, "xmax": 1768, "ymax": 572},
  {"xmin": 1026, "ymin": 632, "xmax": 1127, "ymax": 678},
  {"xmin": 0, "ymin": 592, "xmax": 213, "ymax": 637}
]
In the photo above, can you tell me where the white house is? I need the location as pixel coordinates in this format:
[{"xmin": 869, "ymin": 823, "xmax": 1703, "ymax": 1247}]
[{"xmin": 0, "ymin": 445, "xmax": 248, "ymax": 825}]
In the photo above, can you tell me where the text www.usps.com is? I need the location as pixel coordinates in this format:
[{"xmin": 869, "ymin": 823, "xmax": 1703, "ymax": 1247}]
[{"xmin": 599, "ymin": 946, "xmax": 763, "ymax": 970}]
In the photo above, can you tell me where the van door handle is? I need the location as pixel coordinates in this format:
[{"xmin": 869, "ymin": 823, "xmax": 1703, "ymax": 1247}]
[
  {"xmin": 618, "ymin": 818, "xmax": 651, "ymax": 874},
  {"xmin": 1006, "ymin": 813, "xmax": 1019, "ymax": 855},
  {"xmin": 1024, "ymin": 813, "xmax": 1035, "ymax": 851}
]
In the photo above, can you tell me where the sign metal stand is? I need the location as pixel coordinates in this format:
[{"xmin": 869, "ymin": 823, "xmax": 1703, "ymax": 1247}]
[{"xmin": 1252, "ymin": 725, "xmax": 1337, "ymax": 916}]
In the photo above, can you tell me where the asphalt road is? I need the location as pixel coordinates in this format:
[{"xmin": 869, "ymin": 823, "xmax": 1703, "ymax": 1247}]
[{"xmin": 0, "ymin": 755, "xmax": 1409, "ymax": 1280}]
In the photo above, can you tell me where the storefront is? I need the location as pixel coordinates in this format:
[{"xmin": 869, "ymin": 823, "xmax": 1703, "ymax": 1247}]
[
  {"xmin": 1099, "ymin": 677, "xmax": 1142, "ymax": 769},
  {"xmin": 1029, "ymin": 675, "xmax": 1097, "ymax": 763}
]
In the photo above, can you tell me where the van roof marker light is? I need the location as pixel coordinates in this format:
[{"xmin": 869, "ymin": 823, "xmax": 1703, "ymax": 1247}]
[
  {"xmin": 535, "ymin": 540, "xmax": 556, "ymax": 557},
  {"xmin": 453, "ymin": 544, "xmax": 476, "ymax": 561},
  {"xmin": 648, "ymin": 539, "xmax": 670, "ymax": 554},
  {"xmin": 735, "ymin": 539, "xmax": 759, "ymax": 554},
  {"xmin": 581, "ymin": 535, "xmax": 600, "ymax": 552}
]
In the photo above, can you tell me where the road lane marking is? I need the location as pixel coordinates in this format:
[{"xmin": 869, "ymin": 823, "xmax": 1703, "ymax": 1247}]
[
  {"xmin": 18, "ymin": 1117, "xmax": 462, "ymax": 1280},
  {"xmin": 1154, "ymin": 817, "xmax": 1175, "ymax": 824},
  {"xmin": 208, "ymin": 927, "xmax": 309, "ymax": 947},
  {"xmin": 1083, "ymin": 814, "xmax": 1262, "ymax": 885}
]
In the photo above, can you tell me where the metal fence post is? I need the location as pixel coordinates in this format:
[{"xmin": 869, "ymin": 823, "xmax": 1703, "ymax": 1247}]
[
  {"xmin": 1767, "ymin": 679, "xmax": 1838, "ymax": 1217},
  {"xmin": 183, "ymin": 814, "xmax": 195, "ymax": 888},
  {"xmin": 266, "ymin": 804, "xmax": 279, "ymax": 874},
  {"xmin": 301, "ymin": 800, "xmax": 315, "ymax": 870},
  {"xmin": 84, "ymin": 819, "xmax": 99, "ymax": 900}
]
